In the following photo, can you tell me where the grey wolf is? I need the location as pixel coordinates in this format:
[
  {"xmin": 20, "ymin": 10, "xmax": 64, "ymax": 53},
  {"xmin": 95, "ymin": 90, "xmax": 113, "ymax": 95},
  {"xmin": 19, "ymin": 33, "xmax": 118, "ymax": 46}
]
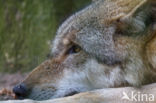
[{"xmin": 12, "ymin": 0, "xmax": 156, "ymax": 101}]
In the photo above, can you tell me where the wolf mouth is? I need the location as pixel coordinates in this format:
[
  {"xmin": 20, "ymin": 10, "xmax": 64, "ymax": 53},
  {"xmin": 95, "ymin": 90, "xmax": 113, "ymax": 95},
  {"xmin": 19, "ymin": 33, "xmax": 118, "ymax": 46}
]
[{"xmin": 64, "ymin": 91, "xmax": 79, "ymax": 97}]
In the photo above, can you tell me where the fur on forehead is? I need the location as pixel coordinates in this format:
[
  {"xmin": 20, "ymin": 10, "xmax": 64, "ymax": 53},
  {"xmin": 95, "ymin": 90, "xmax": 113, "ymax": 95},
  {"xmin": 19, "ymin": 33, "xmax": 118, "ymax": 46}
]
[
  {"xmin": 51, "ymin": 18, "xmax": 78, "ymax": 55},
  {"xmin": 51, "ymin": 0, "xmax": 155, "ymax": 59}
]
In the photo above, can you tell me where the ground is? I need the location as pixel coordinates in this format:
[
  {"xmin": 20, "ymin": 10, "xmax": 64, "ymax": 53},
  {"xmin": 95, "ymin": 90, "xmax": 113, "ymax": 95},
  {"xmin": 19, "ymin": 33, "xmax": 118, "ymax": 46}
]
[
  {"xmin": 0, "ymin": 73, "xmax": 27, "ymax": 100},
  {"xmin": 0, "ymin": 73, "xmax": 27, "ymax": 90}
]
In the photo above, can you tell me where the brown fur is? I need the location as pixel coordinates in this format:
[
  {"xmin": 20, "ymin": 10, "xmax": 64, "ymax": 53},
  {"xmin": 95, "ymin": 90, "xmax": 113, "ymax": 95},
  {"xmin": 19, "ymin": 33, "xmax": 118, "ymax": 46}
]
[{"xmin": 12, "ymin": 0, "xmax": 156, "ymax": 101}]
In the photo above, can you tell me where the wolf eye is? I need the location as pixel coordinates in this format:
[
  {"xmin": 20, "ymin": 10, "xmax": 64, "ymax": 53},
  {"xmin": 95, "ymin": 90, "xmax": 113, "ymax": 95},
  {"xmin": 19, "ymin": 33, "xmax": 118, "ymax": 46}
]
[{"xmin": 67, "ymin": 45, "xmax": 81, "ymax": 54}]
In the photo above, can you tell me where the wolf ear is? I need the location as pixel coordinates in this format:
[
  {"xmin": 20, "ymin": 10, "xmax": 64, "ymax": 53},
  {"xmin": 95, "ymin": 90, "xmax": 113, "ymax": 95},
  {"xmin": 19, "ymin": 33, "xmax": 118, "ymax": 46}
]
[
  {"xmin": 112, "ymin": 0, "xmax": 156, "ymax": 34},
  {"xmin": 117, "ymin": 0, "xmax": 156, "ymax": 35}
]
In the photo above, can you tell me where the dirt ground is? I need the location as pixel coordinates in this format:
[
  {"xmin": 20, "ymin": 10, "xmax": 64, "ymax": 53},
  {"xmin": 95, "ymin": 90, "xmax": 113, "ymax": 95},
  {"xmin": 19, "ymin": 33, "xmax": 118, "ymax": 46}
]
[{"xmin": 0, "ymin": 73, "xmax": 27, "ymax": 90}]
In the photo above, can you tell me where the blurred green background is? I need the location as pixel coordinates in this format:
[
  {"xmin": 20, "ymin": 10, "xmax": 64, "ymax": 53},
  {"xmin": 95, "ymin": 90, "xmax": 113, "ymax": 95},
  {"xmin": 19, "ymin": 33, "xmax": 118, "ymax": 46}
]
[{"xmin": 0, "ymin": 0, "xmax": 91, "ymax": 73}]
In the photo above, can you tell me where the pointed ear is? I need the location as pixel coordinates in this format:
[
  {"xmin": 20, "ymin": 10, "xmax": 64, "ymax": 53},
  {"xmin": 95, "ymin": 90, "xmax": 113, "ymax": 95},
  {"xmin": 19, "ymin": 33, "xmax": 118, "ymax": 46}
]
[{"xmin": 108, "ymin": 0, "xmax": 155, "ymax": 34}]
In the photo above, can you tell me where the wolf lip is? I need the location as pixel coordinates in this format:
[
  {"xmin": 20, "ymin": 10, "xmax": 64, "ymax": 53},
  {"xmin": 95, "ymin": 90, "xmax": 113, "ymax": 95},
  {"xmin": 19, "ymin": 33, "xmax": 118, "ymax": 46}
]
[{"xmin": 64, "ymin": 91, "xmax": 79, "ymax": 97}]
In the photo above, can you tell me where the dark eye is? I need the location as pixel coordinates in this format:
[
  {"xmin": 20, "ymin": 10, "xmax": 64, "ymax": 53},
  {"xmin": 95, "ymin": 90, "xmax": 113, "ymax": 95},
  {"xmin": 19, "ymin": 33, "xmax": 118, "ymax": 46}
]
[{"xmin": 67, "ymin": 45, "xmax": 81, "ymax": 54}]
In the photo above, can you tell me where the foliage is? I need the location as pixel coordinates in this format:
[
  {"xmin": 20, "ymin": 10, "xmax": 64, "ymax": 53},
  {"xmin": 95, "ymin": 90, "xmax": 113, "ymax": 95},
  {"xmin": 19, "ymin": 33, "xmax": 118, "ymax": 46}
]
[{"xmin": 0, "ymin": 0, "xmax": 91, "ymax": 73}]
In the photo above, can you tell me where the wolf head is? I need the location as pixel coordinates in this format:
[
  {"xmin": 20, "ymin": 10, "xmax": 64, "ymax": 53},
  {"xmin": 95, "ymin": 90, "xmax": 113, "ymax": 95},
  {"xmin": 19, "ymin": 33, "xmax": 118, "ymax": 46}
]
[{"xmin": 13, "ymin": 0, "xmax": 156, "ymax": 100}]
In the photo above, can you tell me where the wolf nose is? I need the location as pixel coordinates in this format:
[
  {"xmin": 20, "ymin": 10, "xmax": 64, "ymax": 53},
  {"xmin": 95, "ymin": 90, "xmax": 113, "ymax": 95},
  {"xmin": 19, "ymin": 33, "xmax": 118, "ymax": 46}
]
[{"xmin": 13, "ymin": 83, "xmax": 28, "ymax": 99}]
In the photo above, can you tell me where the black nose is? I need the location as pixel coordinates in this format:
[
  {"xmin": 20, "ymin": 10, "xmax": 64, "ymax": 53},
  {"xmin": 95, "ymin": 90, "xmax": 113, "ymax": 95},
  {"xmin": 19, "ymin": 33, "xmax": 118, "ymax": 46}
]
[{"xmin": 13, "ymin": 83, "xmax": 28, "ymax": 99}]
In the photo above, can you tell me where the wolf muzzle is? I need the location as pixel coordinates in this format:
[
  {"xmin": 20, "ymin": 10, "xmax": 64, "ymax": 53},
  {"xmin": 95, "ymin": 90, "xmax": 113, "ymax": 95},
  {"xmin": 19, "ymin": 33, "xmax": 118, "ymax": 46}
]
[{"xmin": 13, "ymin": 83, "xmax": 28, "ymax": 99}]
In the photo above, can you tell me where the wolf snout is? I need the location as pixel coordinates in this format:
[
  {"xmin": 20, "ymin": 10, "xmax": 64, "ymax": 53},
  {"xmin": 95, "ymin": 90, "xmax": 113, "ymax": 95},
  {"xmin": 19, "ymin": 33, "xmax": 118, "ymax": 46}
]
[{"xmin": 13, "ymin": 83, "xmax": 28, "ymax": 99}]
